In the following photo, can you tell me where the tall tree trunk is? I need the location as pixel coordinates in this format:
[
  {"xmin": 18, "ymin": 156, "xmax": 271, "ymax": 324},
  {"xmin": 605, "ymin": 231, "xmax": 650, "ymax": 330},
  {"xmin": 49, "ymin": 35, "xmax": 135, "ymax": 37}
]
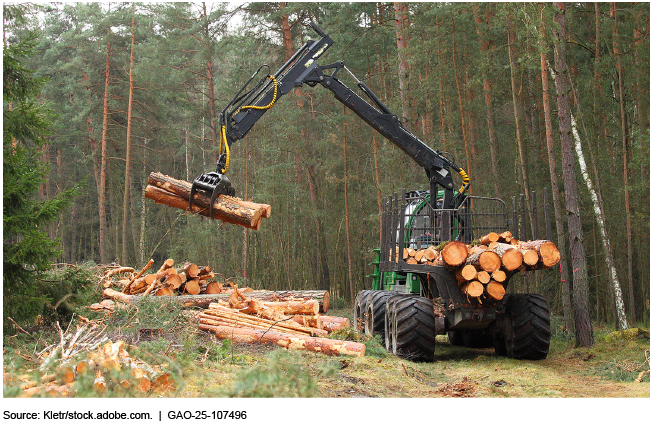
[
  {"xmin": 139, "ymin": 138, "xmax": 147, "ymax": 267},
  {"xmin": 452, "ymin": 18, "xmax": 472, "ymax": 194},
  {"xmin": 122, "ymin": 8, "xmax": 136, "ymax": 265},
  {"xmin": 436, "ymin": 16, "xmax": 447, "ymax": 151},
  {"xmin": 508, "ymin": 23, "xmax": 534, "ymax": 233},
  {"xmin": 242, "ymin": 135, "xmax": 249, "ymax": 279},
  {"xmin": 553, "ymin": 2, "xmax": 594, "ymax": 347},
  {"xmin": 343, "ymin": 107, "xmax": 354, "ymax": 300},
  {"xmin": 394, "ymin": 2, "xmax": 411, "ymax": 130},
  {"xmin": 474, "ymin": 4, "xmax": 501, "ymax": 198},
  {"xmin": 203, "ymin": 2, "xmax": 219, "ymax": 163},
  {"xmin": 611, "ymin": 2, "xmax": 636, "ymax": 327},
  {"xmin": 539, "ymin": 12, "xmax": 573, "ymax": 333},
  {"xmin": 99, "ymin": 40, "xmax": 111, "ymax": 265}
]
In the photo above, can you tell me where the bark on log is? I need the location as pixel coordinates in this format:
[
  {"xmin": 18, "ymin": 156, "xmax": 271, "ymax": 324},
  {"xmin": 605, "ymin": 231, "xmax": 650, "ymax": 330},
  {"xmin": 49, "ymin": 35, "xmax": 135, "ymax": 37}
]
[
  {"xmin": 202, "ymin": 306, "xmax": 328, "ymax": 336},
  {"xmin": 290, "ymin": 315, "xmax": 323, "ymax": 330},
  {"xmin": 319, "ymin": 315, "xmax": 350, "ymax": 330},
  {"xmin": 517, "ymin": 240, "xmax": 560, "ymax": 268},
  {"xmin": 105, "ymin": 267, "xmax": 135, "ymax": 278},
  {"xmin": 465, "ymin": 250, "xmax": 501, "ymax": 273},
  {"xmin": 198, "ymin": 323, "xmax": 366, "ymax": 357},
  {"xmin": 147, "ymin": 172, "xmax": 264, "ymax": 229},
  {"xmin": 199, "ymin": 315, "xmax": 311, "ymax": 336},
  {"xmin": 102, "ymin": 288, "xmax": 330, "ymax": 310},
  {"xmin": 480, "ymin": 232, "xmax": 499, "ymax": 245},
  {"xmin": 260, "ymin": 300, "xmax": 319, "ymax": 315},
  {"xmin": 122, "ymin": 259, "xmax": 154, "ymax": 293},
  {"xmin": 441, "ymin": 241, "xmax": 469, "ymax": 267},
  {"xmin": 491, "ymin": 242, "xmax": 524, "ymax": 271}
]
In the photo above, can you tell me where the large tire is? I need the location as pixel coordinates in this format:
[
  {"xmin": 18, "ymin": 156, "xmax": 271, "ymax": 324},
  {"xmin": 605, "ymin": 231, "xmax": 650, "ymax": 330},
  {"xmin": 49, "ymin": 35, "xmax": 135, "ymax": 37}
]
[
  {"xmin": 391, "ymin": 296, "xmax": 436, "ymax": 362},
  {"xmin": 353, "ymin": 290, "xmax": 374, "ymax": 333},
  {"xmin": 447, "ymin": 330, "xmax": 464, "ymax": 346},
  {"xmin": 384, "ymin": 294, "xmax": 414, "ymax": 353},
  {"xmin": 366, "ymin": 291, "xmax": 395, "ymax": 341},
  {"xmin": 501, "ymin": 294, "xmax": 551, "ymax": 360}
]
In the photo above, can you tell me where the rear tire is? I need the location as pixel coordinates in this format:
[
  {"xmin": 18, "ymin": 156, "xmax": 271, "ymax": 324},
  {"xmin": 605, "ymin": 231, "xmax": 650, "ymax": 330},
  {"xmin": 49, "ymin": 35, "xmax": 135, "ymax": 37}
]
[
  {"xmin": 392, "ymin": 296, "xmax": 436, "ymax": 362},
  {"xmin": 366, "ymin": 291, "xmax": 395, "ymax": 341},
  {"xmin": 353, "ymin": 290, "xmax": 374, "ymax": 333},
  {"xmin": 498, "ymin": 294, "xmax": 551, "ymax": 360}
]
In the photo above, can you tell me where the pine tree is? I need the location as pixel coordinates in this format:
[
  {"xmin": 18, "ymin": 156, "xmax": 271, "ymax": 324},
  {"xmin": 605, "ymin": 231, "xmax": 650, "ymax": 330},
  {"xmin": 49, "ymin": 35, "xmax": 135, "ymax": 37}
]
[{"xmin": 3, "ymin": 6, "xmax": 77, "ymax": 323}]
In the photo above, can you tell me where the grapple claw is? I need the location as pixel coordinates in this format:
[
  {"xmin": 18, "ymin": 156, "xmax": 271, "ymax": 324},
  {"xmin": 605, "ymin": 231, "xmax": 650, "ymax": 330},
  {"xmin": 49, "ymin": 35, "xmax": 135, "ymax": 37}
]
[{"xmin": 189, "ymin": 171, "xmax": 234, "ymax": 218}]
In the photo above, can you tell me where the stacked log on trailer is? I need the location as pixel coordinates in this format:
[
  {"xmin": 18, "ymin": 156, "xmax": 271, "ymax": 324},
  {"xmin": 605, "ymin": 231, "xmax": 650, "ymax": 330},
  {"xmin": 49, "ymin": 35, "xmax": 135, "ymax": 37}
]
[
  {"xmin": 198, "ymin": 287, "xmax": 361, "ymax": 357},
  {"xmin": 394, "ymin": 231, "xmax": 560, "ymax": 302},
  {"xmin": 145, "ymin": 172, "xmax": 271, "ymax": 230}
]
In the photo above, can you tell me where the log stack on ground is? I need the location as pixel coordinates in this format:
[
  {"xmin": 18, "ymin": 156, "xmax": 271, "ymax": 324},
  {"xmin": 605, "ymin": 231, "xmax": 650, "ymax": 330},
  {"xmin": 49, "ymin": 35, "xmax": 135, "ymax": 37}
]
[
  {"xmin": 197, "ymin": 287, "xmax": 362, "ymax": 357},
  {"xmin": 145, "ymin": 172, "xmax": 271, "ymax": 230}
]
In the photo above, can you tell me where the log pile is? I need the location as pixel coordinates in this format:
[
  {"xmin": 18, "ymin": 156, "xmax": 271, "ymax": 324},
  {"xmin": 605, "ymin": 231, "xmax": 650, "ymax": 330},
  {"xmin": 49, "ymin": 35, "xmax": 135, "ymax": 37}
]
[
  {"xmin": 198, "ymin": 287, "xmax": 361, "ymax": 357},
  {"xmin": 17, "ymin": 317, "xmax": 173, "ymax": 397},
  {"xmin": 396, "ymin": 231, "xmax": 561, "ymax": 302},
  {"xmin": 145, "ymin": 172, "xmax": 271, "ymax": 230}
]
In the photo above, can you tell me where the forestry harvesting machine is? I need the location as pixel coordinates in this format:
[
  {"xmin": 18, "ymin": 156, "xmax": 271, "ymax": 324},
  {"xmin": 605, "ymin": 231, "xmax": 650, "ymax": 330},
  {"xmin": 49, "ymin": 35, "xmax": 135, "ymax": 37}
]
[{"xmin": 190, "ymin": 23, "xmax": 551, "ymax": 361}]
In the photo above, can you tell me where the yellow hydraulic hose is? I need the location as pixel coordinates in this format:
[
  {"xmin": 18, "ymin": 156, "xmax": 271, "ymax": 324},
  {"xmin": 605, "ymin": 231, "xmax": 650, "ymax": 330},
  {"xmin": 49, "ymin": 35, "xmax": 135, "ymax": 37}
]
[{"xmin": 458, "ymin": 168, "xmax": 470, "ymax": 194}]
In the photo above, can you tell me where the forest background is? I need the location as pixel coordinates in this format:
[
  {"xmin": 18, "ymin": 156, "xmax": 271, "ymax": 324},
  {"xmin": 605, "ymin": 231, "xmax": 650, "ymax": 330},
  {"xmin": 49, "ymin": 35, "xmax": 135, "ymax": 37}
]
[{"xmin": 3, "ymin": 2, "xmax": 650, "ymax": 343}]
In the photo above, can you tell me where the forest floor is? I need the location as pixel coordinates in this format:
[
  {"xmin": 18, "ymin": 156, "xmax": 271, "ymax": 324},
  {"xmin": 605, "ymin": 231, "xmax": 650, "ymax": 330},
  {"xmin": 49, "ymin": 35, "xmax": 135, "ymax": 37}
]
[{"xmin": 3, "ymin": 303, "xmax": 650, "ymax": 398}]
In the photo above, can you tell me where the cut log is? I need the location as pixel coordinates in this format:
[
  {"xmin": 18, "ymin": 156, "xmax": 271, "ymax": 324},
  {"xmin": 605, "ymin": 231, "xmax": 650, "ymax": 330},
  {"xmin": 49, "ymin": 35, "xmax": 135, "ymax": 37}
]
[
  {"xmin": 498, "ymin": 231, "xmax": 513, "ymax": 243},
  {"xmin": 480, "ymin": 232, "xmax": 500, "ymax": 245},
  {"xmin": 198, "ymin": 271, "xmax": 215, "ymax": 281},
  {"xmin": 122, "ymin": 259, "xmax": 154, "ymax": 293},
  {"xmin": 414, "ymin": 250, "xmax": 425, "ymax": 262},
  {"xmin": 155, "ymin": 267, "xmax": 177, "ymax": 280},
  {"xmin": 58, "ymin": 364, "xmax": 75, "ymax": 384},
  {"xmin": 517, "ymin": 240, "xmax": 560, "ymax": 268},
  {"xmin": 476, "ymin": 270, "xmax": 491, "ymax": 284},
  {"xmin": 152, "ymin": 373, "xmax": 175, "ymax": 394},
  {"xmin": 155, "ymin": 259, "xmax": 174, "ymax": 275},
  {"xmin": 491, "ymin": 242, "xmax": 524, "ymax": 272},
  {"xmin": 460, "ymin": 281, "xmax": 484, "ymax": 297},
  {"xmin": 290, "ymin": 315, "xmax": 323, "ymax": 330},
  {"xmin": 197, "ymin": 265, "xmax": 211, "ymax": 275},
  {"xmin": 75, "ymin": 360, "xmax": 95, "ymax": 375},
  {"xmin": 422, "ymin": 247, "xmax": 439, "ymax": 261},
  {"xmin": 135, "ymin": 375, "xmax": 151, "ymax": 393},
  {"xmin": 465, "ymin": 250, "xmax": 501, "ymax": 273},
  {"xmin": 319, "ymin": 315, "xmax": 350, "ymax": 329},
  {"xmin": 105, "ymin": 267, "xmax": 135, "ymax": 278},
  {"xmin": 155, "ymin": 286, "xmax": 175, "ymax": 296},
  {"xmin": 520, "ymin": 249, "xmax": 540, "ymax": 267},
  {"xmin": 455, "ymin": 264, "xmax": 478, "ymax": 283},
  {"xmin": 485, "ymin": 281, "xmax": 506, "ymax": 300},
  {"xmin": 441, "ymin": 241, "xmax": 469, "ymax": 267},
  {"xmin": 165, "ymin": 274, "xmax": 183, "ymax": 290},
  {"xmin": 204, "ymin": 281, "xmax": 222, "ymax": 294},
  {"xmin": 405, "ymin": 257, "xmax": 418, "ymax": 265},
  {"xmin": 198, "ymin": 323, "xmax": 366, "ymax": 357},
  {"xmin": 183, "ymin": 278, "xmax": 201, "ymax": 295},
  {"xmin": 102, "ymin": 288, "xmax": 330, "ymax": 310},
  {"xmin": 179, "ymin": 263, "xmax": 199, "ymax": 279},
  {"xmin": 262, "ymin": 300, "xmax": 319, "ymax": 315},
  {"xmin": 147, "ymin": 172, "xmax": 265, "ymax": 229},
  {"xmin": 491, "ymin": 270, "xmax": 507, "ymax": 283}
]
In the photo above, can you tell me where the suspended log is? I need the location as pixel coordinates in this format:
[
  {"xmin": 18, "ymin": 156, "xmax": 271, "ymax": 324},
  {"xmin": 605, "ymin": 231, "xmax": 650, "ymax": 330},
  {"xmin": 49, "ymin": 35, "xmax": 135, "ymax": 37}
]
[
  {"xmin": 441, "ymin": 241, "xmax": 469, "ymax": 267},
  {"xmin": 146, "ymin": 172, "xmax": 265, "ymax": 230},
  {"xmin": 491, "ymin": 243, "xmax": 524, "ymax": 271},
  {"xmin": 465, "ymin": 250, "xmax": 501, "ymax": 273},
  {"xmin": 198, "ymin": 323, "xmax": 365, "ymax": 357}
]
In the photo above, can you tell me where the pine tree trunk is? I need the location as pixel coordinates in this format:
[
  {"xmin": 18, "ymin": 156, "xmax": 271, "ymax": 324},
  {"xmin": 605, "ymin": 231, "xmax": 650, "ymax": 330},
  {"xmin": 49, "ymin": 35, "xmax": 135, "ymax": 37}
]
[
  {"xmin": 99, "ymin": 40, "xmax": 111, "ymax": 265},
  {"xmin": 474, "ymin": 4, "xmax": 501, "ymax": 198},
  {"xmin": 539, "ymin": 12, "xmax": 574, "ymax": 333},
  {"xmin": 436, "ymin": 17, "xmax": 447, "ymax": 151},
  {"xmin": 553, "ymin": 2, "xmax": 594, "ymax": 347},
  {"xmin": 203, "ymin": 2, "xmax": 219, "ymax": 164},
  {"xmin": 122, "ymin": 8, "xmax": 136, "ymax": 265},
  {"xmin": 611, "ymin": 2, "xmax": 636, "ymax": 327},
  {"xmin": 343, "ymin": 107, "xmax": 354, "ymax": 300},
  {"xmin": 452, "ymin": 18, "xmax": 472, "ymax": 195},
  {"xmin": 394, "ymin": 2, "xmax": 411, "ymax": 130}
]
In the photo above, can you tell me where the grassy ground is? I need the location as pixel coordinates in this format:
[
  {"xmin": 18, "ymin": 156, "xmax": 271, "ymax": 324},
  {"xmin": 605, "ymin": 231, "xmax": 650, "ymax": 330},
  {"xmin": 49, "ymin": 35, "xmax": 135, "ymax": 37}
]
[{"xmin": 3, "ymin": 303, "xmax": 649, "ymax": 398}]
